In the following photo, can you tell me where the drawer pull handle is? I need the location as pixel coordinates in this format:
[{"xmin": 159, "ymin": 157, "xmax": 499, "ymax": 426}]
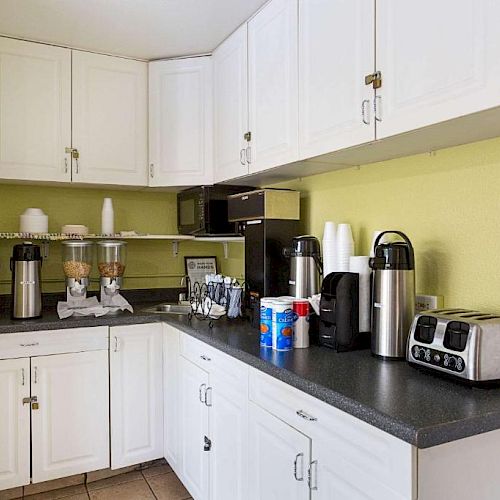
[
  {"xmin": 293, "ymin": 452, "xmax": 304, "ymax": 481},
  {"xmin": 200, "ymin": 354, "xmax": 211, "ymax": 361},
  {"xmin": 20, "ymin": 342, "xmax": 39, "ymax": 347},
  {"xmin": 296, "ymin": 410, "xmax": 317, "ymax": 422}
]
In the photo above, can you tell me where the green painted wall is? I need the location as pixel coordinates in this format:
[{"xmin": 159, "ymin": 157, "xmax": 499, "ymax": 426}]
[
  {"xmin": 0, "ymin": 184, "xmax": 244, "ymax": 294},
  {"xmin": 273, "ymin": 136, "xmax": 500, "ymax": 313}
]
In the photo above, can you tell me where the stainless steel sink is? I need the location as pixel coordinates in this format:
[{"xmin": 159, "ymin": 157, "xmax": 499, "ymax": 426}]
[{"xmin": 142, "ymin": 303, "xmax": 192, "ymax": 315}]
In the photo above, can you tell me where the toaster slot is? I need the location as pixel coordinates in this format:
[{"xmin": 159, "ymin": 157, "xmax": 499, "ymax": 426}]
[
  {"xmin": 475, "ymin": 315, "xmax": 500, "ymax": 320},
  {"xmin": 414, "ymin": 316, "xmax": 437, "ymax": 344},
  {"xmin": 443, "ymin": 321, "xmax": 470, "ymax": 352}
]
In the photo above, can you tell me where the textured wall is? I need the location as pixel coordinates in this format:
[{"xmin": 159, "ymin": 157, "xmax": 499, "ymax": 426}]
[
  {"xmin": 273, "ymin": 136, "xmax": 500, "ymax": 312},
  {"xmin": 0, "ymin": 184, "xmax": 244, "ymax": 294}
]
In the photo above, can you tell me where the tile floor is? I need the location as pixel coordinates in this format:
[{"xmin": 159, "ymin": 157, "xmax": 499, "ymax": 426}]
[{"xmin": 2, "ymin": 462, "xmax": 192, "ymax": 500}]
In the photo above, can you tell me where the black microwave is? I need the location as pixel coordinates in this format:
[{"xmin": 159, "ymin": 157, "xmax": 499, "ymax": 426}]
[{"xmin": 177, "ymin": 185, "xmax": 256, "ymax": 236}]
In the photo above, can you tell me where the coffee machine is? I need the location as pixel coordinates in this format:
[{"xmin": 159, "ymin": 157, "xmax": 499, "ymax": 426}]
[
  {"xmin": 287, "ymin": 235, "xmax": 322, "ymax": 298},
  {"xmin": 96, "ymin": 240, "xmax": 127, "ymax": 310},
  {"xmin": 11, "ymin": 242, "xmax": 42, "ymax": 319},
  {"xmin": 228, "ymin": 189, "xmax": 300, "ymax": 328},
  {"xmin": 61, "ymin": 241, "xmax": 93, "ymax": 305}
]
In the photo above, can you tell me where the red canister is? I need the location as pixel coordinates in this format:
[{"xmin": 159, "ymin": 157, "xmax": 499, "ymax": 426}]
[{"xmin": 293, "ymin": 299, "xmax": 310, "ymax": 348}]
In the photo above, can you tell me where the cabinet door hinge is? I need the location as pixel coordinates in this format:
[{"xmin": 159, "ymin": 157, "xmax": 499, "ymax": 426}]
[
  {"xmin": 364, "ymin": 71, "xmax": 382, "ymax": 89},
  {"xmin": 243, "ymin": 131, "xmax": 252, "ymax": 142},
  {"xmin": 204, "ymin": 436, "xmax": 212, "ymax": 452}
]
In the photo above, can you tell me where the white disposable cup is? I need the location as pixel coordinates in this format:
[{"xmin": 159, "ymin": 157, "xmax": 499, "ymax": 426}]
[{"xmin": 323, "ymin": 221, "xmax": 337, "ymax": 240}]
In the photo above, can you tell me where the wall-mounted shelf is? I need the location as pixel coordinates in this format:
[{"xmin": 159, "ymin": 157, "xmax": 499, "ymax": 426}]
[{"xmin": 0, "ymin": 233, "xmax": 245, "ymax": 258}]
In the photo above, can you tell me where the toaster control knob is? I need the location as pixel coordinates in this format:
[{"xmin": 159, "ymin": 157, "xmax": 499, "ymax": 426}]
[
  {"xmin": 433, "ymin": 354, "xmax": 441, "ymax": 363},
  {"xmin": 412, "ymin": 346, "xmax": 420, "ymax": 359},
  {"xmin": 448, "ymin": 356, "xmax": 456, "ymax": 368}
]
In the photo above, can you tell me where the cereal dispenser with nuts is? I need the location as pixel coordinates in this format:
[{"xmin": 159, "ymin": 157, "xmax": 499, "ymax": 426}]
[
  {"xmin": 97, "ymin": 240, "xmax": 127, "ymax": 309},
  {"xmin": 62, "ymin": 241, "xmax": 93, "ymax": 303}
]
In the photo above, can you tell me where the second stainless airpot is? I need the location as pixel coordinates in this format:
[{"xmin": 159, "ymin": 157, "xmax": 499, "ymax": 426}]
[{"xmin": 369, "ymin": 231, "xmax": 415, "ymax": 359}]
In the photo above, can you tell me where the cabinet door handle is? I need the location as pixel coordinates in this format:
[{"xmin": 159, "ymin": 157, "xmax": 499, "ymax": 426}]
[
  {"xmin": 374, "ymin": 95, "xmax": 382, "ymax": 122},
  {"xmin": 205, "ymin": 386, "xmax": 213, "ymax": 407},
  {"xmin": 113, "ymin": 336, "xmax": 119, "ymax": 352},
  {"xmin": 21, "ymin": 368, "xmax": 25, "ymax": 386},
  {"xmin": 149, "ymin": 163, "xmax": 155, "ymax": 178},
  {"xmin": 245, "ymin": 145, "xmax": 252, "ymax": 164},
  {"xmin": 75, "ymin": 158, "xmax": 80, "ymax": 174},
  {"xmin": 33, "ymin": 367, "xmax": 38, "ymax": 384},
  {"xmin": 362, "ymin": 99, "xmax": 370, "ymax": 125},
  {"xmin": 200, "ymin": 354, "xmax": 211, "ymax": 362},
  {"xmin": 199, "ymin": 383, "xmax": 207, "ymax": 404},
  {"xmin": 296, "ymin": 409, "xmax": 317, "ymax": 422},
  {"xmin": 64, "ymin": 157, "xmax": 68, "ymax": 173},
  {"xmin": 308, "ymin": 460, "xmax": 318, "ymax": 491},
  {"xmin": 240, "ymin": 149, "xmax": 246, "ymax": 166},
  {"xmin": 293, "ymin": 452, "xmax": 304, "ymax": 481}
]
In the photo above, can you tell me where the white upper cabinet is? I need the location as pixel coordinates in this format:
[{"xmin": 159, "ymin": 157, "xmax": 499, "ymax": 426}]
[
  {"xmin": 0, "ymin": 358, "xmax": 30, "ymax": 491},
  {"xmin": 376, "ymin": 0, "xmax": 500, "ymax": 139},
  {"xmin": 72, "ymin": 51, "xmax": 148, "ymax": 186},
  {"xmin": 110, "ymin": 324, "xmax": 164, "ymax": 470},
  {"xmin": 213, "ymin": 24, "xmax": 250, "ymax": 183},
  {"xmin": 298, "ymin": 0, "xmax": 375, "ymax": 159},
  {"xmin": 149, "ymin": 56, "xmax": 213, "ymax": 187},
  {"xmin": 31, "ymin": 350, "xmax": 109, "ymax": 483},
  {"xmin": 0, "ymin": 38, "xmax": 71, "ymax": 183},
  {"xmin": 248, "ymin": 0, "xmax": 299, "ymax": 173}
]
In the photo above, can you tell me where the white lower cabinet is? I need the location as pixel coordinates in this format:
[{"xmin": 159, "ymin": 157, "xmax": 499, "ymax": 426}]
[
  {"xmin": 179, "ymin": 357, "xmax": 210, "ymax": 500},
  {"xmin": 110, "ymin": 323, "xmax": 164, "ymax": 469},
  {"xmin": 0, "ymin": 358, "xmax": 31, "ymax": 491},
  {"xmin": 249, "ymin": 401, "xmax": 311, "ymax": 500},
  {"xmin": 31, "ymin": 351, "xmax": 109, "ymax": 483}
]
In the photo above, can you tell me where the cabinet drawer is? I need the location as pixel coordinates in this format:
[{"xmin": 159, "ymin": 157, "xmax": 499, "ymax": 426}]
[
  {"xmin": 249, "ymin": 367, "xmax": 415, "ymax": 499},
  {"xmin": 0, "ymin": 327, "xmax": 108, "ymax": 359},
  {"xmin": 179, "ymin": 332, "xmax": 248, "ymax": 387}
]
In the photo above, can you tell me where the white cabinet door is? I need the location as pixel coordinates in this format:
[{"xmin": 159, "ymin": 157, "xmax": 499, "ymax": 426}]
[
  {"xmin": 213, "ymin": 24, "xmax": 250, "ymax": 182},
  {"xmin": 210, "ymin": 360, "xmax": 248, "ymax": 500},
  {"xmin": 72, "ymin": 51, "xmax": 148, "ymax": 186},
  {"xmin": 149, "ymin": 57, "xmax": 213, "ymax": 187},
  {"xmin": 110, "ymin": 323, "xmax": 163, "ymax": 469},
  {"xmin": 298, "ymin": 0, "xmax": 375, "ymax": 159},
  {"xmin": 31, "ymin": 351, "xmax": 109, "ymax": 483},
  {"xmin": 0, "ymin": 358, "xmax": 30, "ymax": 491},
  {"xmin": 180, "ymin": 356, "xmax": 209, "ymax": 500},
  {"xmin": 376, "ymin": 0, "xmax": 500, "ymax": 139},
  {"xmin": 248, "ymin": 402, "xmax": 310, "ymax": 500},
  {"xmin": 163, "ymin": 324, "xmax": 181, "ymax": 472},
  {"xmin": 0, "ymin": 37, "xmax": 71, "ymax": 183},
  {"xmin": 248, "ymin": 0, "xmax": 299, "ymax": 173}
]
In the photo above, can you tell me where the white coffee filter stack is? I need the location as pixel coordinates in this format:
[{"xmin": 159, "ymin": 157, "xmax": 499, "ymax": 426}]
[
  {"xmin": 336, "ymin": 223, "xmax": 354, "ymax": 272},
  {"xmin": 349, "ymin": 256, "xmax": 371, "ymax": 333},
  {"xmin": 322, "ymin": 221, "xmax": 337, "ymax": 278}
]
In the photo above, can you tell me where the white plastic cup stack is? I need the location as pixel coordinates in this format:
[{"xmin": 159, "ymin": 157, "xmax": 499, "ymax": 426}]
[
  {"xmin": 322, "ymin": 221, "xmax": 337, "ymax": 278},
  {"xmin": 349, "ymin": 256, "xmax": 371, "ymax": 333},
  {"xmin": 336, "ymin": 223, "xmax": 354, "ymax": 272}
]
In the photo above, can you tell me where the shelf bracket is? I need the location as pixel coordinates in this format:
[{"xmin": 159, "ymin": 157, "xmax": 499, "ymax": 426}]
[
  {"xmin": 172, "ymin": 241, "xmax": 179, "ymax": 257},
  {"xmin": 222, "ymin": 242, "xmax": 229, "ymax": 259}
]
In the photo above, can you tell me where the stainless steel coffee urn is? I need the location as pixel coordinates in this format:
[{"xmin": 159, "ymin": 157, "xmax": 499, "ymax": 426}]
[
  {"xmin": 369, "ymin": 231, "xmax": 415, "ymax": 358},
  {"xmin": 11, "ymin": 242, "xmax": 43, "ymax": 319},
  {"xmin": 288, "ymin": 235, "xmax": 323, "ymax": 298}
]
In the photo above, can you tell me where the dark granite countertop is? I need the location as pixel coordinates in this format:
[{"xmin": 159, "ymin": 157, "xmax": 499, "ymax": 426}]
[{"xmin": 2, "ymin": 302, "xmax": 500, "ymax": 449}]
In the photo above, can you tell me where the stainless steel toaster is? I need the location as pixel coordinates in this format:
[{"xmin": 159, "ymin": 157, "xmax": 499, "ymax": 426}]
[{"xmin": 407, "ymin": 309, "xmax": 500, "ymax": 383}]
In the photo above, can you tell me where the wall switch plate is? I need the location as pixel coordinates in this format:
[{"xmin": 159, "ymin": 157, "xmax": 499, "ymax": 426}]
[{"xmin": 416, "ymin": 294, "xmax": 444, "ymax": 312}]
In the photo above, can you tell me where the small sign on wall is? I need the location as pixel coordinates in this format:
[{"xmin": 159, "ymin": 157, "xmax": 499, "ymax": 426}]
[{"xmin": 184, "ymin": 256, "xmax": 217, "ymax": 285}]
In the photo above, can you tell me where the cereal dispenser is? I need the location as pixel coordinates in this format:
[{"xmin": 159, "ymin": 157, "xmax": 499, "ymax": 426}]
[
  {"xmin": 62, "ymin": 241, "xmax": 93, "ymax": 302},
  {"xmin": 97, "ymin": 240, "xmax": 127, "ymax": 306}
]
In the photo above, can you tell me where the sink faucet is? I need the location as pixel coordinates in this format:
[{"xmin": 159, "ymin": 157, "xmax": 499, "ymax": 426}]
[{"xmin": 179, "ymin": 275, "xmax": 190, "ymax": 303}]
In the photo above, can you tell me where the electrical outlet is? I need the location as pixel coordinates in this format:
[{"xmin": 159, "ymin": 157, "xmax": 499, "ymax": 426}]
[{"xmin": 416, "ymin": 295, "xmax": 444, "ymax": 312}]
